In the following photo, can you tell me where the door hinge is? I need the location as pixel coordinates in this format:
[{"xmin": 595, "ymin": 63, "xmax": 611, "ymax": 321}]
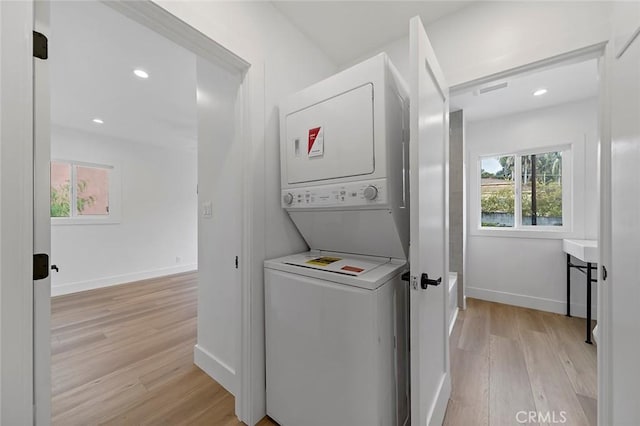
[
  {"xmin": 33, "ymin": 31, "xmax": 48, "ymax": 60},
  {"xmin": 33, "ymin": 253, "xmax": 49, "ymax": 280},
  {"xmin": 602, "ymin": 265, "xmax": 608, "ymax": 281},
  {"xmin": 235, "ymin": 256, "xmax": 239, "ymax": 269}
]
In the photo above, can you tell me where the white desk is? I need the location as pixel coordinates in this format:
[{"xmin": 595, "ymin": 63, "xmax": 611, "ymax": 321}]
[{"xmin": 562, "ymin": 239, "xmax": 598, "ymax": 344}]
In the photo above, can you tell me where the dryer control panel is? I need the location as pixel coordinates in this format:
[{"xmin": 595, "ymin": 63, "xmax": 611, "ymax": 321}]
[{"xmin": 282, "ymin": 179, "xmax": 387, "ymax": 209}]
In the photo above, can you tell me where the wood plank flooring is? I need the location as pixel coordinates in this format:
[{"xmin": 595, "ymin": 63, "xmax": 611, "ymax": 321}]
[
  {"xmin": 52, "ymin": 275, "xmax": 595, "ymax": 425},
  {"xmin": 51, "ymin": 272, "xmax": 276, "ymax": 426},
  {"xmin": 444, "ymin": 298, "xmax": 597, "ymax": 426}
]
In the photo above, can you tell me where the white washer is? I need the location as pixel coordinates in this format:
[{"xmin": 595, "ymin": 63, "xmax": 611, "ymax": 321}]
[{"xmin": 264, "ymin": 251, "xmax": 409, "ymax": 426}]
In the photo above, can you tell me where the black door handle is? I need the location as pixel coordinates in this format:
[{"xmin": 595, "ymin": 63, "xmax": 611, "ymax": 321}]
[
  {"xmin": 421, "ymin": 273, "xmax": 441, "ymax": 289},
  {"xmin": 51, "ymin": 264, "xmax": 59, "ymax": 272}
]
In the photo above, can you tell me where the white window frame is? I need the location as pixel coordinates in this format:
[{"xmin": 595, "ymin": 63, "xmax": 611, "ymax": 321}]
[
  {"xmin": 51, "ymin": 159, "xmax": 121, "ymax": 225},
  {"xmin": 472, "ymin": 143, "xmax": 575, "ymax": 239}
]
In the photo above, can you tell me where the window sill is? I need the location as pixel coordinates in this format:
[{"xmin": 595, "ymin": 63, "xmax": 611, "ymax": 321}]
[
  {"xmin": 471, "ymin": 226, "xmax": 575, "ymax": 240},
  {"xmin": 52, "ymin": 217, "xmax": 120, "ymax": 226}
]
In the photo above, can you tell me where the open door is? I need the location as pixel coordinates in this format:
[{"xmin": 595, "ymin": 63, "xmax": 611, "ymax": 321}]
[
  {"xmin": 34, "ymin": 0, "xmax": 52, "ymax": 424},
  {"xmin": 408, "ymin": 16, "xmax": 451, "ymax": 425}
]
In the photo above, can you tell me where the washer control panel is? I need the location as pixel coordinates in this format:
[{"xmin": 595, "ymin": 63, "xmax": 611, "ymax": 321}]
[{"xmin": 282, "ymin": 179, "xmax": 387, "ymax": 209}]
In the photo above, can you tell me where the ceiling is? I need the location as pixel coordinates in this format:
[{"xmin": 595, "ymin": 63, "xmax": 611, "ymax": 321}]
[
  {"xmin": 450, "ymin": 58, "xmax": 599, "ymax": 122},
  {"xmin": 50, "ymin": 1, "xmax": 598, "ymax": 146},
  {"xmin": 50, "ymin": 1, "xmax": 197, "ymax": 149},
  {"xmin": 271, "ymin": 1, "xmax": 473, "ymax": 66}
]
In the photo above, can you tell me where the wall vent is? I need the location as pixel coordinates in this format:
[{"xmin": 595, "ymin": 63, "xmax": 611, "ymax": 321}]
[{"xmin": 474, "ymin": 81, "xmax": 509, "ymax": 96}]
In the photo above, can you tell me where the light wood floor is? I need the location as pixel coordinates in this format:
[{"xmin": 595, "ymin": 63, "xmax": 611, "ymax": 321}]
[
  {"xmin": 444, "ymin": 298, "xmax": 597, "ymax": 426},
  {"xmin": 52, "ymin": 274, "xmax": 595, "ymax": 425},
  {"xmin": 51, "ymin": 272, "xmax": 275, "ymax": 426}
]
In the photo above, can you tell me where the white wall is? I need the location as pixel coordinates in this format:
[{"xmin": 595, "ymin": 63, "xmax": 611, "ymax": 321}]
[
  {"xmin": 345, "ymin": 2, "xmax": 614, "ymax": 88},
  {"xmin": 465, "ymin": 98, "xmax": 598, "ymax": 316},
  {"xmin": 50, "ymin": 126, "xmax": 197, "ymax": 296},
  {"xmin": 150, "ymin": 2, "xmax": 337, "ymax": 422},
  {"xmin": 193, "ymin": 57, "xmax": 243, "ymax": 397}
]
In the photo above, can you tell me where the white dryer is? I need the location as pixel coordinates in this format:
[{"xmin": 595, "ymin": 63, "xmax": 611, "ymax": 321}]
[{"xmin": 266, "ymin": 53, "xmax": 410, "ymax": 425}]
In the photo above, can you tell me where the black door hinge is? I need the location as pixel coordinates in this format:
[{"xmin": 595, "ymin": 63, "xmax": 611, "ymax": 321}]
[
  {"xmin": 235, "ymin": 256, "xmax": 239, "ymax": 269},
  {"xmin": 33, "ymin": 253, "xmax": 49, "ymax": 280},
  {"xmin": 33, "ymin": 31, "xmax": 48, "ymax": 60}
]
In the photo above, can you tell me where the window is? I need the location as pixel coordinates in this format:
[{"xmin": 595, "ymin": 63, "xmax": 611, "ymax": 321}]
[
  {"xmin": 479, "ymin": 147, "xmax": 569, "ymax": 231},
  {"xmin": 51, "ymin": 160, "xmax": 118, "ymax": 223}
]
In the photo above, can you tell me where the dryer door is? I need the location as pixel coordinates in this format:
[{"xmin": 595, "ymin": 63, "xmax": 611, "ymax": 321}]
[{"xmin": 285, "ymin": 83, "xmax": 375, "ymax": 184}]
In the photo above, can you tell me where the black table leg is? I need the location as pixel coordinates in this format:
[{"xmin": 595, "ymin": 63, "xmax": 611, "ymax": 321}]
[
  {"xmin": 586, "ymin": 262, "xmax": 592, "ymax": 344},
  {"xmin": 566, "ymin": 254, "xmax": 571, "ymax": 317}
]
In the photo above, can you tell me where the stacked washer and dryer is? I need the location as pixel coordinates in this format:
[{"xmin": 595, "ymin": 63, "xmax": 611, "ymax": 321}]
[{"xmin": 264, "ymin": 54, "xmax": 410, "ymax": 426}]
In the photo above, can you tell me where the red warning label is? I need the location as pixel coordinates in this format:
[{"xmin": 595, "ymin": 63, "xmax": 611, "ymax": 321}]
[
  {"xmin": 341, "ymin": 265, "xmax": 364, "ymax": 273},
  {"xmin": 308, "ymin": 126, "xmax": 324, "ymax": 157}
]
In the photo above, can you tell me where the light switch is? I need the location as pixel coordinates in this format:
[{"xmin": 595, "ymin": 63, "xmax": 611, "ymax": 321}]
[{"xmin": 202, "ymin": 201, "xmax": 213, "ymax": 218}]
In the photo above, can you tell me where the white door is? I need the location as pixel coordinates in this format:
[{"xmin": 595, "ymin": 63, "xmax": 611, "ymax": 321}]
[
  {"xmin": 408, "ymin": 16, "xmax": 451, "ymax": 426},
  {"xmin": 33, "ymin": 0, "xmax": 52, "ymax": 424},
  {"xmin": 606, "ymin": 14, "xmax": 640, "ymax": 425}
]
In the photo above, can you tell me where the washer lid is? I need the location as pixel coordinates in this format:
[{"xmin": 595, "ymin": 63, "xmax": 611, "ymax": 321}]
[{"xmin": 264, "ymin": 251, "xmax": 407, "ymax": 290}]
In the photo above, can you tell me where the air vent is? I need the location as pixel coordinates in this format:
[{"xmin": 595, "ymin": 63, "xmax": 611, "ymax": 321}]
[{"xmin": 474, "ymin": 81, "xmax": 509, "ymax": 96}]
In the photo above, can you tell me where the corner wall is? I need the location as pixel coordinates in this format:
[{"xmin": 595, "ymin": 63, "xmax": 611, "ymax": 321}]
[{"xmin": 50, "ymin": 126, "xmax": 197, "ymax": 296}]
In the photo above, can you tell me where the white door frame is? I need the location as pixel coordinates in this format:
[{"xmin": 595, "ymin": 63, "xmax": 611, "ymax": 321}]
[
  {"xmin": 450, "ymin": 42, "xmax": 613, "ymax": 424},
  {"xmin": 3, "ymin": 0, "xmax": 262, "ymax": 423},
  {"xmin": 104, "ymin": 4, "xmax": 257, "ymax": 422}
]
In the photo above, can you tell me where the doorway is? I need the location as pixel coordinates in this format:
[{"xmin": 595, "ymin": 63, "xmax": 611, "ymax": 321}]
[
  {"xmin": 34, "ymin": 0, "xmax": 251, "ymax": 423},
  {"xmin": 445, "ymin": 49, "xmax": 603, "ymax": 425}
]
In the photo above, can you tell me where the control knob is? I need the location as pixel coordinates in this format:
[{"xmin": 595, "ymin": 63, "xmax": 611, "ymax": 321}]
[
  {"xmin": 363, "ymin": 185, "xmax": 378, "ymax": 201},
  {"xmin": 283, "ymin": 193, "xmax": 294, "ymax": 205}
]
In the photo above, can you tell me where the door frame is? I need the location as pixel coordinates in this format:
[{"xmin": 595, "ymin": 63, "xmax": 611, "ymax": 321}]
[
  {"xmin": 0, "ymin": 1, "xmax": 36, "ymax": 423},
  {"xmin": 2, "ymin": 0, "xmax": 261, "ymax": 423},
  {"xmin": 103, "ymin": 4, "xmax": 257, "ymax": 422},
  {"xmin": 449, "ymin": 41, "xmax": 612, "ymax": 424}
]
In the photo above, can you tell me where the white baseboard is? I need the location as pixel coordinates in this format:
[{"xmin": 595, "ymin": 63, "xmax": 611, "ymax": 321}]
[
  {"xmin": 466, "ymin": 286, "xmax": 597, "ymax": 320},
  {"xmin": 449, "ymin": 307, "xmax": 459, "ymax": 336},
  {"xmin": 51, "ymin": 263, "xmax": 197, "ymax": 296},
  {"xmin": 194, "ymin": 344, "xmax": 237, "ymax": 396},
  {"xmin": 430, "ymin": 374, "xmax": 452, "ymax": 425}
]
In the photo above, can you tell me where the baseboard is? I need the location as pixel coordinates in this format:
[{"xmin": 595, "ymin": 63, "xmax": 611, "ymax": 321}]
[
  {"xmin": 449, "ymin": 307, "xmax": 459, "ymax": 336},
  {"xmin": 448, "ymin": 272, "xmax": 458, "ymax": 335},
  {"xmin": 466, "ymin": 286, "xmax": 597, "ymax": 320},
  {"xmin": 194, "ymin": 344, "xmax": 237, "ymax": 396},
  {"xmin": 51, "ymin": 264, "xmax": 197, "ymax": 296},
  {"xmin": 429, "ymin": 374, "xmax": 452, "ymax": 426}
]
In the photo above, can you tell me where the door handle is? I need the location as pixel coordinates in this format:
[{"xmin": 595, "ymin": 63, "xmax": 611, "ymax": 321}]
[{"xmin": 420, "ymin": 273, "xmax": 441, "ymax": 289}]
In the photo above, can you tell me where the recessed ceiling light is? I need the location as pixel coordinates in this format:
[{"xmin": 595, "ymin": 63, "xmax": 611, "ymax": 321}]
[
  {"xmin": 533, "ymin": 88, "xmax": 548, "ymax": 96},
  {"xmin": 92, "ymin": 118, "xmax": 104, "ymax": 124},
  {"xmin": 133, "ymin": 69, "xmax": 149, "ymax": 79}
]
